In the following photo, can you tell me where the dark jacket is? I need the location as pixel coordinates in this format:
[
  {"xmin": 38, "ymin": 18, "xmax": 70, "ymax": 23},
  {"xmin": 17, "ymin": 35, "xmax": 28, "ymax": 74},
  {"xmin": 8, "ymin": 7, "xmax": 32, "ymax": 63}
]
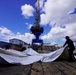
[{"xmin": 63, "ymin": 38, "xmax": 75, "ymax": 50}]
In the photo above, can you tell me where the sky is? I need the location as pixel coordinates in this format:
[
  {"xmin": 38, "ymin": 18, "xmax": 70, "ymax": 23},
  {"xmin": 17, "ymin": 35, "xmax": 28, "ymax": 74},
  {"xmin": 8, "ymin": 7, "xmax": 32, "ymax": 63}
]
[{"xmin": 0, "ymin": 0, "xmax": 76, "ymax": 45}]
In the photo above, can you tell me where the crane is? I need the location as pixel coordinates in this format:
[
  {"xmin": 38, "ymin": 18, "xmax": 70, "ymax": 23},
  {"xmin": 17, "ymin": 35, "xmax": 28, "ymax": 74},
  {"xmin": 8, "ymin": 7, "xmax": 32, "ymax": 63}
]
[{"xmin": 30, "ymin": 0, "xmax": 44, "ymax": 50}]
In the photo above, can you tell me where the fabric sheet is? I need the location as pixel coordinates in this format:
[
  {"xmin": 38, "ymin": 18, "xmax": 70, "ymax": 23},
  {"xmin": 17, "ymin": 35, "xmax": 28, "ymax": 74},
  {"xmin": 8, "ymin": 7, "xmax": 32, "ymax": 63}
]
[{"xmin": 0, "ymin": 47, "xmax": 76, "ymax": 65}]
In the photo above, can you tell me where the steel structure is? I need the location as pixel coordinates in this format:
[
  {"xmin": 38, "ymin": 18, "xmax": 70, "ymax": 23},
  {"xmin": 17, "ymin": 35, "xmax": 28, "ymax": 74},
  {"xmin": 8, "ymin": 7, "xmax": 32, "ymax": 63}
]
[{"xmin": 30, "ymin": 0, "xmax": 44, "ymax": 45}]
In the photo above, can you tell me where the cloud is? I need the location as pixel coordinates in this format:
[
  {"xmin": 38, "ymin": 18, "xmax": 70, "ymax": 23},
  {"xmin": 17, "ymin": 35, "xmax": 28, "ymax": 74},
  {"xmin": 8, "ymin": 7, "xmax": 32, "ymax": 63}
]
[
  {"xmin": 41, "ymin": 22, "xmax": 76, "ymax": 44},
  {"xmin": 0, "ymin": 26, "xmax": 35, "ymax": 44},
  {"xmin": 25, "ymin": 23, "xmax": 33, "ymax": 29},
  {"xmin": 51, "ymin": 42, "xmax": 57, "ymax": 45},
  {"xmin": 21, "ymin": 4, "xmax": 35, "ymax": 18},
  {"xmin": 39, "ymin": 0, "xmax": 76, "ymax": 45},
  {"xmin": 0, "ymin": 26, "xmax": 14, "ymax": 42},
  {"xmin": 28, "ymin": 24, "xmax": 33, "ymax": 29},
  {"xmin": 40, "ymin": 0, "xmax": 76, "ymax": 26},
  {"xmin": 0, "ymin": 26, "xmax": 13, "ymax": 35},
  {"xmin": 11, "ymin": 32, "xmax": 34, "ymax": 44}
]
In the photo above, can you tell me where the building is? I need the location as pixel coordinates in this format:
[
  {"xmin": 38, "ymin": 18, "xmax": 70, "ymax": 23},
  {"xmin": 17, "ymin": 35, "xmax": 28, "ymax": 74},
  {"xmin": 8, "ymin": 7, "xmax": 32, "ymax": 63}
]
[{"xmin": 9, "ymin": 38, "xmax": 29, "ymax": 49}]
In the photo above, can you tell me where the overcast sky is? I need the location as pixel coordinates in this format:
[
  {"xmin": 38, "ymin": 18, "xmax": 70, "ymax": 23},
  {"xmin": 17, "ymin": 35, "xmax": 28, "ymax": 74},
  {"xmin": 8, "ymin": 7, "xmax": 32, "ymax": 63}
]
[{"xmin": 0, "ymin": 0, "xmax": 76, "ymax": 45}]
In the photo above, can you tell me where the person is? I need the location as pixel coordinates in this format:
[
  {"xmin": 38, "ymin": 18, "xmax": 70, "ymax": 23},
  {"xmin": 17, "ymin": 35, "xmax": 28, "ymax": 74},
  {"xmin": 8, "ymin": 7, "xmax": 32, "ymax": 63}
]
[{"xmin": 63, "ymin": 36, "xmax": 75, "ymax": 62}]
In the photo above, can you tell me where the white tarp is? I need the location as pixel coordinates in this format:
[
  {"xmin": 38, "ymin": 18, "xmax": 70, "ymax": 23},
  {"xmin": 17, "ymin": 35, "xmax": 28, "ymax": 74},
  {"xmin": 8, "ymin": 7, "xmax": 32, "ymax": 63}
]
[{"xmin": 0, "ymin": 47, "xmax": 75, "ymax": 65}]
